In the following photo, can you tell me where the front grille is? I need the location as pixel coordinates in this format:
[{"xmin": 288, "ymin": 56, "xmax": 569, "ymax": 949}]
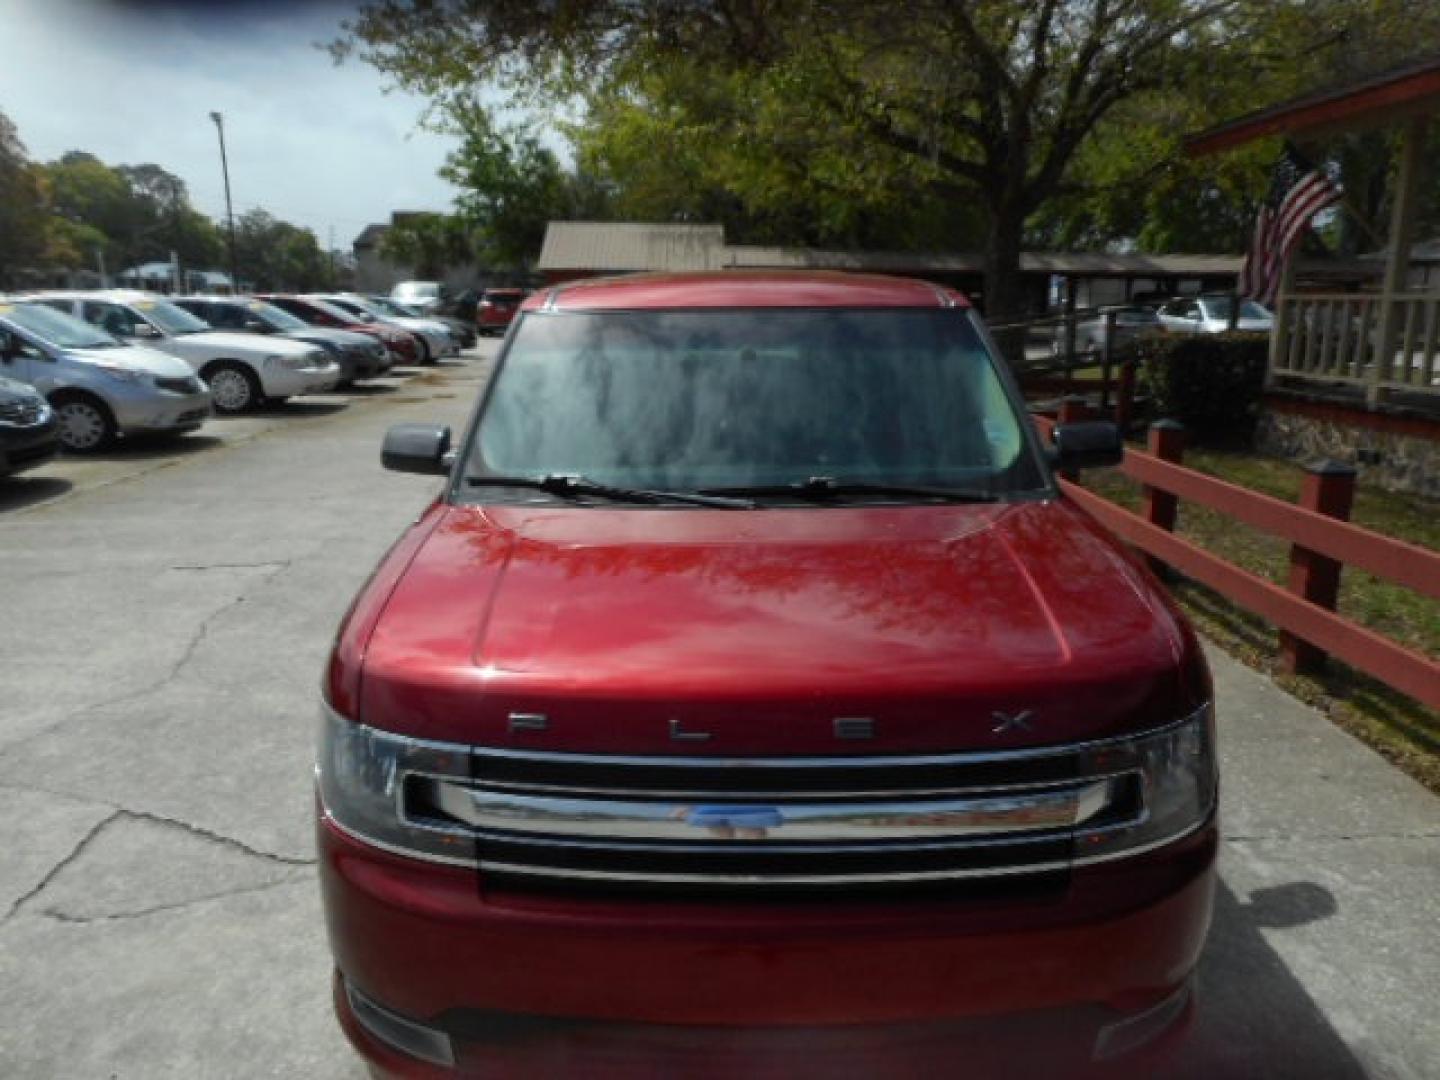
[
  {"xmin": 0, "ymin": 398, "xmax": 47, "ymax": 426},
  {"xmin": 400, "ymin": 742, "xmax": 1146, "ymax": 893},
  {"xmin": 154, "ymin": 376, "xmax": 202, "ymax": 395}
]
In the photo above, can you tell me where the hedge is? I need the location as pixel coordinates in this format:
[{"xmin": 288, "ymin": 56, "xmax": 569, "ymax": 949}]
[{"xmin": 1131, "ymin": 331, "xmax": 1270, "ymax": 443}]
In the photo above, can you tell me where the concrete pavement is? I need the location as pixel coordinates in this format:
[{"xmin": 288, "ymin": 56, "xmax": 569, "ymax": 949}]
[{"xmin": 0, "ymin": 343, "xmax": 1436, "ymax": 1078}]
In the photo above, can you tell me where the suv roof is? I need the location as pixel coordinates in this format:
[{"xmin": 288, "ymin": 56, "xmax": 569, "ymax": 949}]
[{"xmin": 523, "ymin": 271, "xmax": 971, "ymax": 313}]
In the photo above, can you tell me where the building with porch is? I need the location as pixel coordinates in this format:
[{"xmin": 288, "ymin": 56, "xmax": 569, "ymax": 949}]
[{"xmin": 1186, "ymin": 54, "xmax": 1440, "ymax": 496}]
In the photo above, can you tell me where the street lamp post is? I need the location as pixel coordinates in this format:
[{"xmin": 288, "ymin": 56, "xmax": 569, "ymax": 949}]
[{"xmin": 209, "ymin": 111, "xmax": 239, "ymax": 293}]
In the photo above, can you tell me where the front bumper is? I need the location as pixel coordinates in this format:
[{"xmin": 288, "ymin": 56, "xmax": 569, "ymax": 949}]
[
  {"xmin": 350, "ymin": 348, "xmax": 390, "ymax": 379},
  {"xmin": 259, "ymin": 363, "xmax": 342, "ymax": 397},
  {"xmin": 0, "ymin": 418, "xmax": 60, "ymax": 476},
  {"xmin": 321, "ymin": 811, "xmax": 1215, "ymax": 1073},
  {"xmin": 112, "ymin": 388, "xmax": 212, "ymax": 435}
]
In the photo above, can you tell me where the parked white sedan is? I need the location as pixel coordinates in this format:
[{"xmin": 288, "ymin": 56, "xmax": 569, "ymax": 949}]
[
  {"xmin": 1156, "ymin": 296, "xmax": 1273, "ymax": 334},
  {"xmin": 30, "ymin": 291, "xmax": 340, "ymax": 413}
]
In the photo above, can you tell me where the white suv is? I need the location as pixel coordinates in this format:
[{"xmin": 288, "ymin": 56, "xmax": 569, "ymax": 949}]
[{"xmin": 30, "ymin": 291, "xmax": 340, "ymax": 413}]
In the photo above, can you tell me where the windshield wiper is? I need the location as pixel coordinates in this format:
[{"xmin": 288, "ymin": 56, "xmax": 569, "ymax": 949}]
[
  {"xmin": 699, "ymin": 476, "xmax": 1001, "ymax": 504},
  {"xmin": 466, "ymin": 473, "xmax": 756, "ymax": 509}
]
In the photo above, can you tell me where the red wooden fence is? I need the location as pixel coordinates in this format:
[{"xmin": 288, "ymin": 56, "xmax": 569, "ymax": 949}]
[{"xmin": 1034, "ymin": 412, "xmax": 1440, "ymax": 710}]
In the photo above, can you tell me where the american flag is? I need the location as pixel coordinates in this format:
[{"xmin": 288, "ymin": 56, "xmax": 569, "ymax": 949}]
[{"xmin": 1238, "ymin": 145, "xmax": 1342, "ymax": 305}]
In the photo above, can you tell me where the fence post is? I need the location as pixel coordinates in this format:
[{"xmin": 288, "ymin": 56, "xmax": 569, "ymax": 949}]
[
  {"xmin": 1062, "ymin": 277, "xmax": 1078, "ymax": 395},
  {"xmin": 1280, "ymin": 461, "xmax": 1357, "ymax": 676},
  {"xmin": 1099, "ymin": 310, "xmax": 1116, "ymax": 411},
  {"xmin": 1115, "ymin": 359, "xmax": 1137, "ymax": 432},
  {"xmin": 1142, "ymin": 420, "xmax": 1185, "ymax": 576}
]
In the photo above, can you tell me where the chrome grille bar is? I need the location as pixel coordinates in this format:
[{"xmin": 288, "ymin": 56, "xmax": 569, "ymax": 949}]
[{"xmin": 421, "ymin": 776, "xmax": 1116, "ymax": 842}]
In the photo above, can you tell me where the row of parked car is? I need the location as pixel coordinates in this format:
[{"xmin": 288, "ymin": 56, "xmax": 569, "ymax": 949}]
[{"xmin": 0, "ymin": 288, "xmax": 480, "ymax": 477}]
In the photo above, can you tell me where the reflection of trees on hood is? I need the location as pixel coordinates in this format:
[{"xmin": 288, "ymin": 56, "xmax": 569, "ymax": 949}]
[{"xmin": 449, "ymin": 503, "xmax": 1052, "ymax": 642}]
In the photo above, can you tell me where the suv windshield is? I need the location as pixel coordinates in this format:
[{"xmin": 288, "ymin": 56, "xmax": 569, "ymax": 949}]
[
  {"xmin": 133, "ymin": 299, "xmax": 211, "ymax": 335},
  {"xmin": 1, "ymin": 301, "xmax": 119, "ymax": 349},
  {"xmin": 467, "ymin": 309, "xmax": 1046, "ymax": 500}
]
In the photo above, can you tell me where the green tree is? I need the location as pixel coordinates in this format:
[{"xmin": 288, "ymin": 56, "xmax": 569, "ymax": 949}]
[
  {"xmin": 341, "ymin": 0, "xmax": 1279, "ymax": 321},
  {"xmin": 437, "ymin": 103, "xmax": 605, "ymax": 268},
  {"xmin": 379, "ymin": 211, "xmax": 475, "ymax": 278},
  {"xmin": 234, "ymin": 210, "xmax": 335, "ymax": 291},
  {"xmin": 0, "ymin": 110, "xmax": 48, "ymax": 285}
]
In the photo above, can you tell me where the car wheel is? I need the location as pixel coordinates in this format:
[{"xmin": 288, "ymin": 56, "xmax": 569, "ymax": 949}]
[
  {"xmin": 416, "ymin": 337, "xmax": 433, "ymax": 365},
  {"xmin": 52, "ymin": 392, "xmax": 117, "ymax": 453},
  {"xmin": 205, "ymin": 361, "xmax": 261, "ymax": 414}
]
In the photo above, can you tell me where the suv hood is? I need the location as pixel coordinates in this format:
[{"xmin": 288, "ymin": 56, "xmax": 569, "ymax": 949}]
[
  {"xmin": 360, "ymin": 501, "xmax": 1196, "ymax": 754},
  {"xmin": 69, "ymin": 343, "xmax": 194, "ymax": 377}
]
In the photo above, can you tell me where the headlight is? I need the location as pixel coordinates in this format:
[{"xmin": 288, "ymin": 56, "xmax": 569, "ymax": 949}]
[
  {"xmin": 93, "ymin": 364, "xmax": 145, "ymax": 383},
  {"xmin": 264, "ymin": 354, "xmax": 308, "ymax": 371},
  {"xmin": 1073, "ymin": 702, "xmax": 1217, "ymax": 864},
  {"xmin": 317, "ymin": 704, "xmax": 475, "ymax": 865}
]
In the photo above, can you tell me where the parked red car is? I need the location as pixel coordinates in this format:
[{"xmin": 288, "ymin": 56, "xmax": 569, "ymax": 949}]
[
  {"xmin": 318, "ymin": 272, "xmax": 1217, "ymax": 1077},
  {"xmin": 258, "ymin": 294, "xmax": 423, "ymax": 366},
  {"xmin": 475, "ymin": 288, "xmax": 525, "ymax": 336}
]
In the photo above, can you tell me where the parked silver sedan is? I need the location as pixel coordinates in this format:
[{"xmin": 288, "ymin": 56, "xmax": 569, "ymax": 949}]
[
  {"xmin": 1051, "ymin": 306, "xmax": 1161, "ymax": 360},
  {"xmin": 0, "ymin": 300, "xmax": 211, "ymax": 452},
  {"xmin": 1157, "ymin": 296, "xmax": 1273, "ymax": 334}
]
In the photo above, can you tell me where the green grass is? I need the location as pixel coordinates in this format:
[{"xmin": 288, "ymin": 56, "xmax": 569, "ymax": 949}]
[{"xmin": 1083, "ymin": 447, "xmax": 1440, "ymax": 793}]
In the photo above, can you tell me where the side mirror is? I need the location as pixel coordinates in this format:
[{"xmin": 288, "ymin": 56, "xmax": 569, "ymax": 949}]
[
  {"xmin": 382, "ymin": 423, "xmax": 452, "ymax": 475},
  {"xmin": 1050, "ymin": 421, "xmax": 1123, "ymax": 472},
  {"xmin": 132, "ymin": 323, "xmax": 161, "ymax": 339}
]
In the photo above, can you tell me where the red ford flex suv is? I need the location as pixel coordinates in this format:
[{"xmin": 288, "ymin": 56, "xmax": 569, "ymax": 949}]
[{"xmin": 318, "ymin": 271, "xmax": 1217, "ymax": 1077}]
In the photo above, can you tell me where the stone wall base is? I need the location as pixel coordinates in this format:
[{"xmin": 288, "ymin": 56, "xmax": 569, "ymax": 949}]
[{"xmin": 1256, "ymin": 408, "xmax": 1440, "ymax": 499}]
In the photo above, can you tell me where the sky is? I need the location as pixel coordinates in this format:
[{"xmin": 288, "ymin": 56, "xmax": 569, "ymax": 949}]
[{"xmin": 0, "ymin": 0, "xmax": 478, "ymax": 249}]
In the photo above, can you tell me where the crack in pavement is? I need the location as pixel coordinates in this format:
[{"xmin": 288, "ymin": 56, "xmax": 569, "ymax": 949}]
[
  {"xmin": 36, "ymin": 871, "xmax": 311, "ymax": 926},
  {"xmin": 169, "ymin": 561, "xmax": 291, "ymax": 572},
  {"xmin": 0, "ymin": 560, "xmax": 292, "ymax": 754},
  {"xmin": 5, "ymin": 810, "xmax": 122, "ymax": 921},
  {"xmin": 5, "ymin": 807, "xmax": 315, "ymax": 923}
]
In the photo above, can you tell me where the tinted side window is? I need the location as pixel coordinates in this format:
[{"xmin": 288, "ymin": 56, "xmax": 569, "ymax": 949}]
[
  {"xmin": 82, "ymin": 301, "xmax": 143, "ymax": 337},
  {"xmin": 210, "ymin": 304, "xmax": 247, "ymax": 329}
]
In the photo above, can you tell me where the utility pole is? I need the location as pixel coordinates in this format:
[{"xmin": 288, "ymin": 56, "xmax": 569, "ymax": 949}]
[{"xmin": 209, "ymin": 111, "xmax": 239, "ymax": 293}]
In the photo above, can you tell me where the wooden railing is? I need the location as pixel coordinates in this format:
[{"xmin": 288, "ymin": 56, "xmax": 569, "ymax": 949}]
[
  {"xmin": 1274, "ymin": 291, "xmax": 1440, "ymax": 400},
  {"xmin": 1035, "ymin": 410, "xmax": 1440, "ymax": 709},
  {"xmin": 1005, "ymin": 308, "xmax": 1142, "ymax": 429}
]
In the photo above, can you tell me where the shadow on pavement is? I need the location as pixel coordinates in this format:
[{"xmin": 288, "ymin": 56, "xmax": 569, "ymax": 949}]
[
  {"xmin": 262, "ymin": 400, "xmax": 349, "ymax": 418},
  {"xmin": 0, "ymin": 475, "xmax": 71, "ymax": 512},
  {"xmin": 1171, "ymin": 880, "xmax": 1364, "ymax": 1078},
  {"xmin": 94, "ymin": 433, "xmax": 223, "ymax": 459},
  {"xmin": 339, "ymin": 383, "xmax": 400, "ymax": 397}
]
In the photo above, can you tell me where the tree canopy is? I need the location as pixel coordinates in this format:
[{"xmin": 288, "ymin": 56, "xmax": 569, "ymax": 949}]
[
  {"xmin": 0, "ymin": 106, "xmax": 343, "ymax": 291},
  {"xmin": 341, "ymin": 0, "xmax": 1440, "ymax": 317}
]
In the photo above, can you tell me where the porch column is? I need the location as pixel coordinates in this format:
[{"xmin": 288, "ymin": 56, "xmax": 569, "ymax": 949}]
[
  {"xmin": 1267, "ymin": 258, "xmax": 1297, "ymax": 388},
  {"xmin": 1370, "ymin": 115, "xmax": 1428, "ymax": 406}
]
